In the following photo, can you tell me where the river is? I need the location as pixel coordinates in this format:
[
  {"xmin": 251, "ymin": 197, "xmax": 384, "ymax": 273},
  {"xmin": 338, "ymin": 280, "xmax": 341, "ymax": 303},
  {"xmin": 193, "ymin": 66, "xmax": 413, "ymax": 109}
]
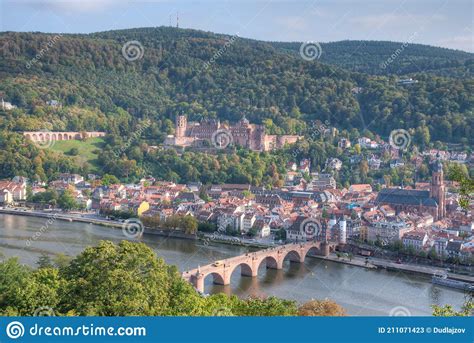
[{"xmin": 0, "ymin": 214, "xmax": 468, "ymax": 316}]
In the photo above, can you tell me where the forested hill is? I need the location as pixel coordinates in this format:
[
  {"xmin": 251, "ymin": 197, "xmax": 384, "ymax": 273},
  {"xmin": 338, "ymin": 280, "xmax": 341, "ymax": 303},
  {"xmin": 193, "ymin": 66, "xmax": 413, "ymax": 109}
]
[
  {"xmin": 0, "ymin": 27, "xmax": 473, "ymax": 145},
  {"xmin": 273, "ymin": 40, "xmax": 474, "ymax": 78}
]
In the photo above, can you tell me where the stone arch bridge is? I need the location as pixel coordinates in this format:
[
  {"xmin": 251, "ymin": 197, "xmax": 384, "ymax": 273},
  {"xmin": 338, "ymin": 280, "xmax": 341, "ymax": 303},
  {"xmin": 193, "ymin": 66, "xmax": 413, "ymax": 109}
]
[
  {"xmin": 23, "ymin": 131, "xmax": 105, "ymax": 143},
  {"xmin": 182, "ymin": 241, "xmax": 337, "ymax": 293}
]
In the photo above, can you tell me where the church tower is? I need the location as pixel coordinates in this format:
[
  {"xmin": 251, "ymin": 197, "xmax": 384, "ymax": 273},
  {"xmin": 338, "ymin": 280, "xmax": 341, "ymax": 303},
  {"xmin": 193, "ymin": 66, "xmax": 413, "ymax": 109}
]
[
  {"xmin": 175, "ymin": 115, "xmax": 187, "ymax": 138},
  {"xmin": 430, "ymin": 160, "xmax": 446, "ymax": 220}
]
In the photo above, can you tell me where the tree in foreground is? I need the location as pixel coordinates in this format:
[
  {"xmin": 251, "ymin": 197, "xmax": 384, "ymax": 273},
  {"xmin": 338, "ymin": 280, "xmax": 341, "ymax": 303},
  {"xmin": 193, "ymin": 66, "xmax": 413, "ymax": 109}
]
[
  {"xmin": 297, "ymin": 300, "xmax": 346, "ymax": 316},
  {"xmin": 432, "ymin": 293, "xmax": 473, "ymax": 317},
  {"xmin": 0, "ymin": 241, "xmax": 306, "ymax": 316}
]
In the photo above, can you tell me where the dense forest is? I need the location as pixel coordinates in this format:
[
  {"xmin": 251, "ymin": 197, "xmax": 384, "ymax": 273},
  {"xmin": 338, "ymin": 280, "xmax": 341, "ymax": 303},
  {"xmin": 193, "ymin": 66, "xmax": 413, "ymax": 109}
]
[
  {"xmin": 0, "ymin": 27, "xmax": 472, "ymax": 182},
  {"xmin": 273, "ymin": 40, "xmax": 474, "ymax": 78},
  {"xmin": 1, "ymin": 28, "xmax": 472, "ymax": 141}
]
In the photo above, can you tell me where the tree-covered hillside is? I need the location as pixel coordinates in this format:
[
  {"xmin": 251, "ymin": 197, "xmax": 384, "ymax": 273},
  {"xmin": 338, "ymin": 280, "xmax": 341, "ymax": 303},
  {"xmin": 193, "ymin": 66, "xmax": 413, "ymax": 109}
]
[
  {"xmin": 0, "ymin": 27, "xmax": 472, "ymax": 143},
  {"xmin": 273, "ymin": 40, "xmax": 474, "ymax": 78},
  {"xmin": 0, "ymin": 27, "xmax": 472, "ymax": 183}
]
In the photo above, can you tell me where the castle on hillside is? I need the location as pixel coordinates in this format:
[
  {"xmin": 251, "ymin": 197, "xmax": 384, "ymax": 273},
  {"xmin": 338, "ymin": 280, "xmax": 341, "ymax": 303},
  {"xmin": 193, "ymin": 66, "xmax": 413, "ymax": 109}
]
[
  {"xmin": 375, "ymin": 160, "xmax": 446, "ymax": 220},
  {"xmin": 164, "ymin": 115, "xmax": 301, "ymax": 152}
]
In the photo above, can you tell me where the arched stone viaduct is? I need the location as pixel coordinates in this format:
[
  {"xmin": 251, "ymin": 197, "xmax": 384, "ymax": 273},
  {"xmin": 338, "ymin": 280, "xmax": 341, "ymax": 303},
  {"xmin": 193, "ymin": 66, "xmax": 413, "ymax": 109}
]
[
  {"xmin": 182, "ymin": 241, "xmax": 337, "ymax": 293},
  {"xmin": 23, "ymin": 131, "xmax": 106, "ymax": 143}
]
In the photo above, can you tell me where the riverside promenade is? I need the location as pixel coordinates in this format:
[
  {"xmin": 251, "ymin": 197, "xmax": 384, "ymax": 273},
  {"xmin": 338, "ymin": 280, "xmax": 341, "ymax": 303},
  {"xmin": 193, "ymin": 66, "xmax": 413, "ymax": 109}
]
[{"xmin": 0, "ymin": 208, "xmax": 124, "ymax": 227}]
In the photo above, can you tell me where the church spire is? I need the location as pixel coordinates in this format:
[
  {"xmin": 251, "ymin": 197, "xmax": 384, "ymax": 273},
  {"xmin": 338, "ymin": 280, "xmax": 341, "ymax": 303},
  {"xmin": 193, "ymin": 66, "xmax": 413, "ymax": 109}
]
[{"xmin": 431, "ymin": 158, "xmax": 446, "ymax": 220}]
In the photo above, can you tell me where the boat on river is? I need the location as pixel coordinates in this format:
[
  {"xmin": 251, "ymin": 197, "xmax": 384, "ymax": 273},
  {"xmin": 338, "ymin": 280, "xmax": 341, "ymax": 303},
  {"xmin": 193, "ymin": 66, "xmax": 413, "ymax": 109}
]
[{"xmin": 432, "ymin": 273, "xmax": 474, "ymax": 292}]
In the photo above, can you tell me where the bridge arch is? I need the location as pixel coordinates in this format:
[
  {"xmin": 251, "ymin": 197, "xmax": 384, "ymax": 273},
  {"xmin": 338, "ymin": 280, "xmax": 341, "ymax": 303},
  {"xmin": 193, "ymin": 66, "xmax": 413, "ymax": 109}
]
[
  {"xmin": 283, "ymin": 250, "xmax": 303, "ymax": 263},
  {"xmin": 230, "ymin": 262, "xmax": 254, "ymax": 278},
  {"xmin": 304, "ymin": 245, "xmax": 322, "ymax": 258},
  {"xmin": 257, "ymin": 255, "xmax": 279, "ymax": 270},
  {"xmin": 203, "ymin": 272, "xmax": 225, "ymax": 286}
]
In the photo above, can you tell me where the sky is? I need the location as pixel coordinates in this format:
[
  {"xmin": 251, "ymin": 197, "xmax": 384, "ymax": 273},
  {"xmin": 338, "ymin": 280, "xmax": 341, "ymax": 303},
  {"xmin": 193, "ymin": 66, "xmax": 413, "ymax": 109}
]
[{"xmin": 0, "ymin": 0, "xmax": 473, "ymax": 52}]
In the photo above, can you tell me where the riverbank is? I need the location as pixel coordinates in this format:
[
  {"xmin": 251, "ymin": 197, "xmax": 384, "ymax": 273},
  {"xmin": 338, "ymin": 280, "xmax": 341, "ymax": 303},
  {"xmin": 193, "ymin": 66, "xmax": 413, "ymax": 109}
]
[
  {"xmin": 0, "ymin": 208, "xmax": 124, "ymax": 228},
  {"xmin": 1, "ymin": 208, "xmax": 473, "ymax": 285},
  {"xmin": 370, "ymin": 258, "xmax": 474, "ymax": 283},
  {"xmin": 0, "ymin": 208, "xmax": 272, "ymax": 249}
]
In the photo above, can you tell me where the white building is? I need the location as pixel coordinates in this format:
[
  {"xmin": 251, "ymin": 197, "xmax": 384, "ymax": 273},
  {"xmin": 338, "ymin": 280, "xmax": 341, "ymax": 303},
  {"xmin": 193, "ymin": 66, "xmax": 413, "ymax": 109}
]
[
  {"xmin": 252, "ymin": 220, "xmax": 271, "ymax": 238},
  {"xmin": 242, "ymin": 213, "xmax": 256, "ymax": 233},
  {"xmin": 402, "ymin": 231, "xmax": 428, "ymax": 251},
  {"xmin": 433, "ymin": 237, "xmax": 449, "ymax": 257},
  {"xmin": 0, "ymin": 180, "xmax": 27, "ymax": 204},
  {"xmin": 307, "ymin": 173, "xmax": 336, "ymax": 191},
  {"xmin": 58, "ymin": 173, "xmax": 84, "ymax": 185},
  {"xmin": 367, "ymin": 219, "xmax": 412, "ymax": 245},
  {"xmin": 1, "ymin": 99, "xmax": 16, "ymax": 111}
]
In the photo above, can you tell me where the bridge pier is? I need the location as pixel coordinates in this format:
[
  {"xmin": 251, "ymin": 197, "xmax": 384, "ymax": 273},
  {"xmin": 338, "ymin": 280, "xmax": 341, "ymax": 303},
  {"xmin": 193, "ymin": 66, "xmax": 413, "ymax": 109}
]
[
  {"xmin": 321, "ymin": 241, "xmax": 330, "ymax": 257},
  {"xmin": 183, "ymin": 241, "xmax": 338, "ymax": 293},
  {"xmin": 241, "ymin": 263, "xmax": 258, "ymax": 277},
  {"xmin": 287, "ymin": 251, "xmax": 304, "ymax": 263},
  {"xmin": 191, "ymin": 274, "xmax": 205, "ymax": 294},
  {"xmin": 267, "ymin": 258, "xmax": 283, "ymax": 270}
]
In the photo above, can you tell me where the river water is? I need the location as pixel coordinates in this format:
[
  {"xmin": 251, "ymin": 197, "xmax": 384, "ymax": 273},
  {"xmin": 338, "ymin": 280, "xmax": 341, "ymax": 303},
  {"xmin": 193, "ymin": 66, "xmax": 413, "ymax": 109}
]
[{"xmin": 0, "ymin": 214, "xmax": 468, "ymax": 316}]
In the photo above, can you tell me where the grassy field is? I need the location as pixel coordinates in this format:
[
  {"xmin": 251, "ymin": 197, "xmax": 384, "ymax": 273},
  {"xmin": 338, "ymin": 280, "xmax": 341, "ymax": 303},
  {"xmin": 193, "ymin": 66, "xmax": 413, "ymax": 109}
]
[{"xmin": 50, "ymin": 137, "xmax": 105, "ymax": 172}]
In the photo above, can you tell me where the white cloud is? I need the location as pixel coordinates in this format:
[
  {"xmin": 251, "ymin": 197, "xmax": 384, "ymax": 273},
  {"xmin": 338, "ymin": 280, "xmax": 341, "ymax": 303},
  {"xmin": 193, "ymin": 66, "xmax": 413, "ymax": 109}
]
[
  {"xmin": 439, "ymin": 34, "xmax": 474, "ymax": 52},
  {"xmin": 13, "ymin": 0, "xmax": 131, "ymax": 13},
  {"xmin": 350, "ymin": 13, "xmax": 445, "ymax": 29},
  {"xmin": 276, "ymin": 16, "xmax": 308, "ymax": 31}
]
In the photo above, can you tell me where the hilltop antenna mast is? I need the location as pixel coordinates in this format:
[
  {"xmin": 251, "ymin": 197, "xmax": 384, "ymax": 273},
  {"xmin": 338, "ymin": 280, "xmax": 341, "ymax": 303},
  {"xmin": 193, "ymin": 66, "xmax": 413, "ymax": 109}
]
[{"xmin": 176, "ymin": 11, "xmax": 179, "ymax": 28}]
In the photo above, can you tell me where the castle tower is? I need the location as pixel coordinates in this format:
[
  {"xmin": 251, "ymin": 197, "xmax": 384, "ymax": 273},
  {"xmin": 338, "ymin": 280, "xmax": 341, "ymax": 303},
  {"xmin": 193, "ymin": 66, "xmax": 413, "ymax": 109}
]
[
  {"xmin": 255, "ymin": 125, "xmax": 266, "ymax": 151},
  {"xmin": 175, "ymin": 115, "xmax": 187, "ymax": 138},
  {"xmin": 430, "ymin": 160, "xmax": 446, "ymax": 220}
]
